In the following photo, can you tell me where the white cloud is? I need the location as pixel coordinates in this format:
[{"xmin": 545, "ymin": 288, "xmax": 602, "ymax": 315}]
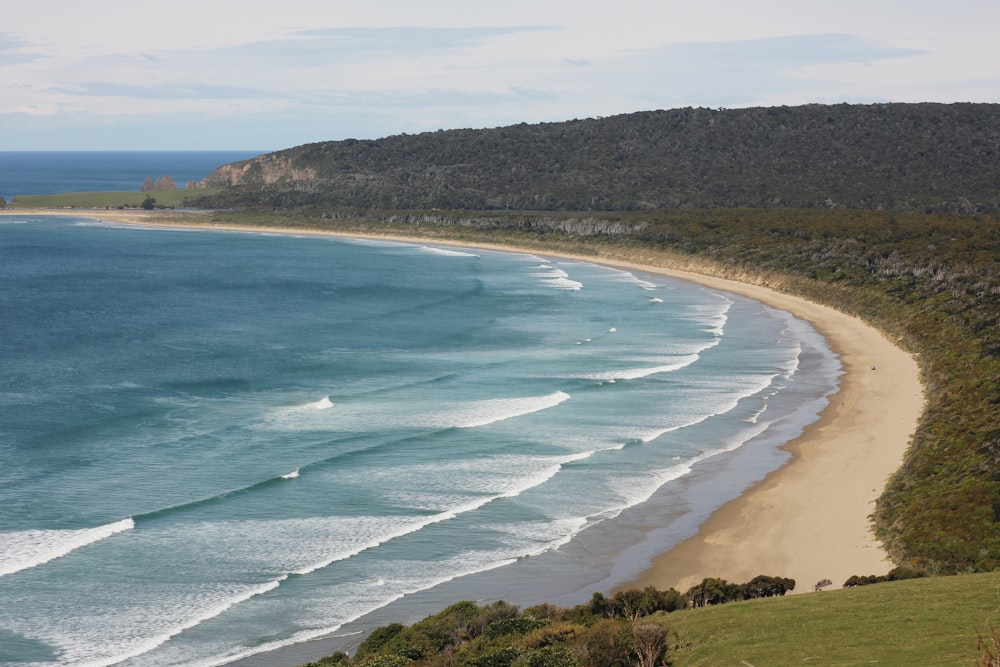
[{"xmin": 1, "ymin": 1, "xmax": 998, "ymax": 149}]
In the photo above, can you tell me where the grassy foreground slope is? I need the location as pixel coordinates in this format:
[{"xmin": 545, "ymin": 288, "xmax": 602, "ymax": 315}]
[
  {"xmin": 301, "ymin": 571, "xmax": 1000, "ymax": 666},
  {"xmin": 666, "ymin": 571, "xmax": 1000, "ymax": 665}
]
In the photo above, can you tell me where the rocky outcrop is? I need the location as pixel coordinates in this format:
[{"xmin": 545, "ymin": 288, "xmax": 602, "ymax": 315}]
[{"xmin": 202, "ymin": 154, "xmax": 316, "ymax": 188}]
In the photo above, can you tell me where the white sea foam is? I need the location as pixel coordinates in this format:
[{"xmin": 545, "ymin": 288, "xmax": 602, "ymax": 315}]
[
  {"xmin": 744, "ymin": 404, "xmax": 769, "ymax": 424},
  {"xmin": 272, "ymin": 395, "xmax": 336, "ymax": 420},
  {"xmin": 66, "ymin": 577, "xmax": 288, "ymax": 667},
  {"xmin": 418, "ymin": 245, "xmax": 480, "ymax": 258},
  {"xmin": 610, "ymin": 271, "xmax": 659, "ymax": 290},
  {"xmin": 312, "ymin": 396, "xmax": 335, "ymax": 410},
  {"xmin": 0, "ymin": 518, "xmax": 134, "ymax": 578},
  {"xmin": 497, "ymin": 451, "xmax": 593, "ymax": 499},
  {"xmin": 604, "ymin": 459, "xmax": 700, "ymax": 511},
  {"xmin": 582, "ymin": 354, "xmax": 700, "ymax": 381},
  {"xmin": 689, "ymin": 299, "xmax": 732, "ymax": 336},
  {"xmin": 491, "ymin": 516, "xmax": 590, "ymax": 553},
  {"xmin": 780, "ymin": 341, "xmax": 803, "ymax": 378},
  {"xmin": 649, "ymin": 297, "xmax": 664, "ymax": 303},
  {"xmin": 431, "ymin": 391, "xmax": 571, "ymax": 428},
  {"xmin": 363, "ymin": 450, "xmax": 595, "ymax": 525},
  {"xmin": 589, "ymin": 264, "xmax": 660, "ymax": 290},
  {"xmin": 284, "ymin": 469, "xmax": 586, "ymax": 576},
  {"xmin": 178, "ymin": 547, "xmax": 559, "ymax": 667},
  {"xmin": 632, "ymin": 374, "xmax": 777, "ymax": 443},
  {"xmin": 640, "ymin": 371, "xmax": 780, "ymax": 443},
  {"xmin": 280, "ymin": 469, "xmax": 300, "ymax": 479},
  {"xmin": 71, "ymin": 220, "xmax": 116, "ymax": 228},
  {"xmin": 531, "ymin": 265, "xmax": 583, "ymax": 290},
  {"xmin": 290, "ymin": 516, "xmax": 441, "ymax": 576},
  {"xmin": 605, "ymin": 419, "xmax": 777, "ymax": 513}
]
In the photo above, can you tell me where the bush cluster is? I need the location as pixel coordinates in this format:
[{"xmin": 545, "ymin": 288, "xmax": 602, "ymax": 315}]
[{"xmin": 303, "ymin": 577, "xmax": 793, "ymax": 667}]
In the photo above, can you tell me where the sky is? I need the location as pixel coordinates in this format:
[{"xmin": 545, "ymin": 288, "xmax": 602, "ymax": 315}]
[{"xmin": 2, "ymin": 0, "xmax": 998, "ymax": 151}]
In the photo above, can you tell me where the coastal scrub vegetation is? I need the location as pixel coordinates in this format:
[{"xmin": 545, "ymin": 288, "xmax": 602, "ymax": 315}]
[
  {"xmin": 195, "ymin": 103, "xmax": 1000, "ymax": 214},
  {"xmin": 302, "ymin": 577, "xmax": 793, "ymax": 667},
  {"xmin": 298, "ymin": 572, "xmax": 1000, "ymax": 666}
]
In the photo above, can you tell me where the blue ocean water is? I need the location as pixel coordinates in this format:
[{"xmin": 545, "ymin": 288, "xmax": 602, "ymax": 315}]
[
  {"xmin": 0, "ymin": 151, "xmax": 261, "ymax": 200},
  {"xmin": 0, "ymin": 156, "xmax": 840, "ymax": 667}
]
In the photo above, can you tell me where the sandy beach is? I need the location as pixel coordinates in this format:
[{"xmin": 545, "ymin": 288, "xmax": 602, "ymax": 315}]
[
  {"xmin": 615, "ymin": 265, "xmax": 924, "ymax": 594},
  {"xmin": 4, "ymin": 208, "xmax": 925, "ymax": 655}
]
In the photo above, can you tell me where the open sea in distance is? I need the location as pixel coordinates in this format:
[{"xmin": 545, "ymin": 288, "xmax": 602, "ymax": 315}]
[
  {"xmin": 0, "ymin": 151, "xmax": 264, "ymax": 200},
  {"xmin": 0, "ymin": 153, "xmax": 841, "ymax": 667}
]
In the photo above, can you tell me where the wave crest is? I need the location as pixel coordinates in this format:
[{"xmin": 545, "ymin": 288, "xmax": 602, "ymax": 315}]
[
  {"xmin": 0, "ymin": 518, "xmax": 134, "ymax": 578},
  {"xmin": 440, "ymin": 391, "xmax": 571, "ymax": 429}
]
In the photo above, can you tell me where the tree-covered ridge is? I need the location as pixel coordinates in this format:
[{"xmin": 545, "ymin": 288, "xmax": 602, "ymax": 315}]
[{"xmin": 199, "ymin": 103, "xmax": 1000, "ymax": 213}]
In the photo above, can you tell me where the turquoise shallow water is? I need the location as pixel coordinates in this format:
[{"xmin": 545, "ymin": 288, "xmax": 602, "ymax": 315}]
[{"xmin": 0, "ymin": 215, "xmax": 839, "ymax": 666}]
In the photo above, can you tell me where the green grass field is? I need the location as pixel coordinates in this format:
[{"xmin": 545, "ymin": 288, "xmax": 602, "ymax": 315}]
[
  {"xmin": 664, "ymin": 571, "xmax": 1000, "ymax": 666},
  {"xmin": 8, "ymin": 190, "xmax": 221, "ymax": 209}
]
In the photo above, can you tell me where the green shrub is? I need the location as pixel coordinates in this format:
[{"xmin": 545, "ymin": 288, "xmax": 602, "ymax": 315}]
[
  {"xmin": 525, "ymin": 645, "xmax": 580, "ymax": 667},
  {"xmin": 355, "ymin": 624, "xmax": 405, "ymax": 659},
  {"xmin": 356, "ymin": 654, "xmax": 411, "ymax": 667},
  {"xmin": 461, "ymin": 645, "xmax": 521, "ymax": 667},
  {"xmin": 482, "ymin": 617, "xmax": 549, "ymax": 640}
]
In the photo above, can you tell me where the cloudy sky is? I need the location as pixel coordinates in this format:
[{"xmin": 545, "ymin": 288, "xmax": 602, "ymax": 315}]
[{"xmin": 3, "ymin": 0, "xmax": 998, "ymax": 151}]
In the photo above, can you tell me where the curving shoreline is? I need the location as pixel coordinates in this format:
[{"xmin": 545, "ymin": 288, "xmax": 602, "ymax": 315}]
[
  {"xmin": 613, "ymin": 262, "xmax": 924, "ymax": 594},
  {"xmin": 2, "ymin": 208, "xmax": 925, "ymax": 658}
]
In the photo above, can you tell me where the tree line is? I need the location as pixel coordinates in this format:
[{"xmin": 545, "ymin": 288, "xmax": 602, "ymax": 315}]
[
  {"xmin": 303, "ymin": 576, "xmax": 795, "ymax": 667},
  {"xmin": 140, "ymin": 175, "xmax": 200, "ymax": 192}
]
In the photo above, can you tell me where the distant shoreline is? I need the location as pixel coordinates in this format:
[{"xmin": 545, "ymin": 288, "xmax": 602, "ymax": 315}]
[{"xmin": 3, "ymin": 208, "xmax": 924, "ymax": 664}]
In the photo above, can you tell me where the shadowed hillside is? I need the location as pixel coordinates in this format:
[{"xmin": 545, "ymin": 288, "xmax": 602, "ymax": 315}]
[{"xmin": 198, "ymin": 103, "xmax": 1000, "ymax": 213}]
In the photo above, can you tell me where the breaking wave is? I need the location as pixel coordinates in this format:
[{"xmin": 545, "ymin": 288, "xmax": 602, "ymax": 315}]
[{"xmin": 0, "ymin": 518, "xmax": 135, "ymax": 578}]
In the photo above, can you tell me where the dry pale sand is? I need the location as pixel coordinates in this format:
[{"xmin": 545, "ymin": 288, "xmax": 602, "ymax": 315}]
[
  {"xmin": 616, "ymin": 266, "xmax": 925, "ymax": 594},
  {"xmin": 6, "ymin": 208, "xmax": 926, "ymax": 597}
]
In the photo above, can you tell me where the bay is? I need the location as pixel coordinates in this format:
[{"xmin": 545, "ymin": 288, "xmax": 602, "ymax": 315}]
[{"xmin": 0, "ymin": 214, "xmax": 840, "ymax": 666}]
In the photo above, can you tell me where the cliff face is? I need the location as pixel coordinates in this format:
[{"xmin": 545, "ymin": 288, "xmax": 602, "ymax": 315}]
[
  {"xmin": 197, "ymin": 103, "xmax": 1000, "ymax": 212},
  {"xmin": 202, "ymin": 153, "xmax": 316, "ymax": 187}
]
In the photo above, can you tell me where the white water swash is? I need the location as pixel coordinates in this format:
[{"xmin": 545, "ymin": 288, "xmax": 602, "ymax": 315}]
[{"xmin": 0, "ymin": 217, "xmax": 840, "ymax": 666}]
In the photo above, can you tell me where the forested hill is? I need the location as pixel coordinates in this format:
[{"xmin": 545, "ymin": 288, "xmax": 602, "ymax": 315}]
[{"xmin": 200, "ymin": 103, "xmax": 1000, "ymax": 213}]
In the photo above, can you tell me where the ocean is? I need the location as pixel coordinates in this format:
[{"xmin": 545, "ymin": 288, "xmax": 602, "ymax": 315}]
[
  {"xmin": 0, "ymin": 155, "xmax": 840, "ymax": 667},
  {"xmin": 0, "ymin": 151, "xmax": 263, "ymax": 201}
]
